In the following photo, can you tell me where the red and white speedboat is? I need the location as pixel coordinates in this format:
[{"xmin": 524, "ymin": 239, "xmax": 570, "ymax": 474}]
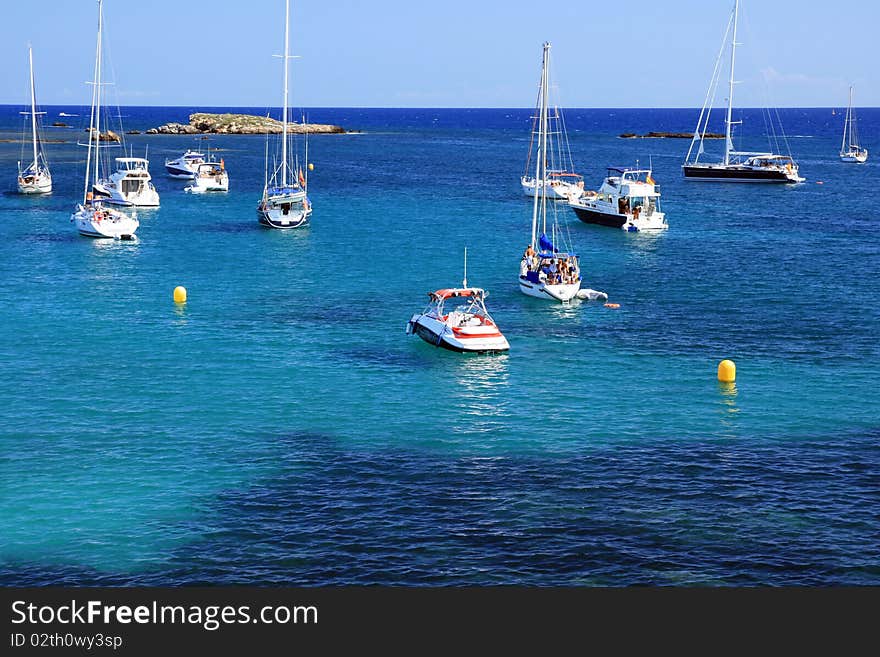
[{"xmin": 407, "ymin": 287, "xmax": 510, "ymax": 353}]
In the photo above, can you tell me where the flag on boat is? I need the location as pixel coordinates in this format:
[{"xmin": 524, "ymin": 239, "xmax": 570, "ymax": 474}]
[
  {"xmin": 646, "ymin": 173, "xmax": 656, "ymax": 185},
  {"xmin": 538, "ymin": 232, "xmax": 555, "ymax": 253},
  {"xmin": 298, "ymin": 168, "xmax": 306, "ymax": 187}
]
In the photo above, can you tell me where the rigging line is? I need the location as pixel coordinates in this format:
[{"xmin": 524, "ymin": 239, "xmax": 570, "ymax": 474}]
[{"xmin": 686, "ymin": 8, "xmax": 734, "ymax": 164}]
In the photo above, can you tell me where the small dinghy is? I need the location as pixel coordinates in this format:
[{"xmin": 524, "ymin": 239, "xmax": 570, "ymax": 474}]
[
  {"xmin": 406, "ymin": 249, "xmax": 510, "ymax": 353},
  {"xmin": 575, "ymin": 288, "xmax": 608, "ymax": 301}
]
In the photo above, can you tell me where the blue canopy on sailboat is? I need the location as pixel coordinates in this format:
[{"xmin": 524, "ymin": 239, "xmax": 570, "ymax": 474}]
[{"xmin": 538, "ymin": 232, "xmax": 556, "ymax": 253}]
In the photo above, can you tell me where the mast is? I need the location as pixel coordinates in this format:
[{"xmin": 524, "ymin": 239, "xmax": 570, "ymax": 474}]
[
  {"xmin": 94, "ymin": 0, "xmax": 104, "ymax": 190},
  {"xmin": 462, "ymin": 247, "xmax": 468, "ymax": 288},
  {"xmin": 723, "ymin": 0, "xmax": 739, "ymax": 166},
  {"xmin": 530, "ymin": 42, "xmax": 551, "ymax": 249},
  {"xmin": 281, "ymin": 0, "xmax": 290, "ymax": 188},
  {"xmin": 28, "ymin": 46, "xmax": 39, "ymax": 169}
]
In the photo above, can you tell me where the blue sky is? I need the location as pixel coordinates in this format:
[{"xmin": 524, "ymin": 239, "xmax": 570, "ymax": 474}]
[{"xmin": 1, "ymin": 0, "xmax": 877, "ymax": 108}]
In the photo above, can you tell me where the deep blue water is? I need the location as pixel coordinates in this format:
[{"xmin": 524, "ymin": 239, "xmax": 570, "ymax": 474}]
[{"xmin": 1, "ymin": 106, "xmax": 878, "ymax": 586}]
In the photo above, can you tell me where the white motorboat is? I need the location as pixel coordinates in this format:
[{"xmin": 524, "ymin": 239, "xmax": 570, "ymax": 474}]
[
  {"xmin": 70, "ymin": 0, "xmax": 138, "ymax": 240},
  {"xmin": 165, "ymin": 149, "xmax": 206, "ymax": 178},
  {"xmin": 185, "ymin": 159, "xmax": 229, "ymax": 193},
  {"xmin": 17, "ymin": 46, "xmax": 52, "ymax": 195},
  {"xmin": 407, "ymin": 251, "xmax": 509, "ymax": 353},
  {"xmin": 521, "ymin": 78, "xmax": 583, "ymax": 200},
  {"xmin": 94, "ymin": 157, "xmax": 160, "ymax": 206},
  {"xmin": 407, "ymin": 287, "xmax": 510, "ymax": 353},
  {"xmin": 840, "ymin": 86, "xmax": 867, "ymax": 163},
  {"xmin": 569, "ymin": 167, "xmax": 667, "ymax": 232},
  {"xmin": 682, "ymin": 0, "xmax": 804, "ymax": 183},
  {"xmin": 257, "ymin": 0, "xmax": 312, "ymax": 229},
  {"xmin": 518, "ymin": 43, "xmax": 583, "ymax": 303}
]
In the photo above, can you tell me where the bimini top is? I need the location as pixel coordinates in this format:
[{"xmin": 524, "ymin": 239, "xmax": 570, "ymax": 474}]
[
  {"xmin": 114, "ymin": 157, "xmax": 149, "ymax": 169},
  {"xmin": 429, "ymin": 288, "xmax": 485, "ymax": 301},
  {"xmin": 607, "ymin": 167, "xmax": 652, "ymax": 175}
]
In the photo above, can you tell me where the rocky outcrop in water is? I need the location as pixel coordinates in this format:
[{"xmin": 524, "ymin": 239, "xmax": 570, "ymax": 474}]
[
  {"xmin": 148, "ymin": 113, "xmax": 345, "ymax": 135},
  {"xmin": 620, "ymin": 131, "xmax": 725, "ymax": 139}
]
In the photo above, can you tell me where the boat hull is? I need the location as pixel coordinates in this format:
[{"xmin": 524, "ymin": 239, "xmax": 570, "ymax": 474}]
[
  {"xmin": 71, "ymin": 206, "xmax": 138, "ymax": 239},
  {"xmin": 521, "ymin": 176, "xmax": 583, "ymax": 200},
  {"xmin": 570, "ymin": 203, "xmax": 667, "ymax": 231},
  {"xmin": 840, "ymin": 152, "xmax": 868, "ymax": 163},
  {"xmin": 518, "ymin": 276, "xmax": 580, "ymax": 302},
  {"xmin": 682, "ymin": 164, "xmax": 803, "ymax": 183},
  {"xmin": 408, "ymin": 315, "xmax": 509, "ymax": 353},
  {"xmin": 17, "ymin": 178, "xmax": 52, "ymax": 194}
]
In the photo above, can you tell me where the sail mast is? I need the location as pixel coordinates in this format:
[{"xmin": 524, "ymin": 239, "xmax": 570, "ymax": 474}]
[
  {"xmin": 539, "ymin": 43, "xmax": 550, "ymax": 238},
  {"xmin": 94, "ymin": 0, "xmax": 104, "ymax": 190},
  {"xmin": 281, "ymin": 0, "xmax": 290, "ymax": 188},
  {"xmin": 723, "ymin": 0, "xmax": 739, "ymax": 166},
  {"xmin": 530, "ymin": 43, "xmax": 551, "ymax": 248},
  {"xmin": 841, "ymin": 87, "xmax": 851, "ymax": 155},
  {"xmin": 28, "ymin": 46, "xmax": 38, "ymax": 169}
]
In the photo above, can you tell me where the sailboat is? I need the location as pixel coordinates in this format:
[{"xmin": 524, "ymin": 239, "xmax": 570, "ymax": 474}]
[
  {"xmin": 520, "ymin": 54, "xmax": 583, "ymax": 200},
  {"xmin": 518, "ymin": 43, "xmax": 582, "ymax": 303},
  {"xmin": 71, "ymin": 0, "xmax": 138, "ymax": 240},
  {"xmin": 683, "ymin": 0, "xmax": 804, "ymax": 183},
  {"xmin": 257, "ymin": 0, "xmax": 311, "ymax": 229},
  {"xmin": 16, "ymin": 46, "xmax": 52, "ymax": 195},
  {"xmin": 840, "ymin": 86, "xmax": 868, "ymax": 163}
]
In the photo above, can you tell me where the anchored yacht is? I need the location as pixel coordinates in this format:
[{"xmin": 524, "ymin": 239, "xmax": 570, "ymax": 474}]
[
  {"xmin": 569, "ymin": 167, "xmax": 667, "ymax": 231},
  {"xmin": 94, "ymin": 157, "xmax": 160, "ymax": 206}
]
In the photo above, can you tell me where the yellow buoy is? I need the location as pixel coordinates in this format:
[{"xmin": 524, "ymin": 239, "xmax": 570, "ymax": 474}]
[
  {"xmin": 173, "ymin": 286, "xmax": 187, "ymax": 304},
  {"xmin": 308, "ymin": 163, "xmax": 314, "ymax": 171},
  {"xmin": 717, "ymin": 359, "xmax": 736, "ymax": 383}
]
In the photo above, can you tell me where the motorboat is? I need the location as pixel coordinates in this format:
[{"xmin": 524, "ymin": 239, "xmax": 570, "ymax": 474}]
[
  {"xmin": 682, "ymin": 0, "xmax": 804, "ymax": 183},
  {"xmin": 518, "ymin": 43, "xmax": 584, "ymax": 303},
  {"xmin": 17, "ymin": 46, "xmax": 52, "ymax": 194},
  {"xmin": 165, "ymin": 149, "xmax": 206, "ymax": 178},
  {"xmin": 569, "ymin": 167, "xmax": 667, "ymax": 231},
  {"xmin": 185, "ymin": 159, "xmax": 229, "ymax": 193},
  {"xmin": 407, "ymin": 287, "xmax": 510, "ymax": 353},
  {"xmin": 257, "ymin": 0, "xmax": 312, "ymax": 229},
  {"xmin": 840, "ymin": 86, "xmax": 867, "ymax": 163},
  {"xmin": 94, "ymin": 157, "xmax": 160, "ymax": 206},
  {"xmin": 70, "ymin": 0, "xmax": 138, "ymax": 240}
]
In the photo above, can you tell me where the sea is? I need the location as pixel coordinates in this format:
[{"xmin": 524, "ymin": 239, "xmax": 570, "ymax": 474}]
[{"xmin": 0, "ymin": 106, "xmax": 878, "ymax": 586}]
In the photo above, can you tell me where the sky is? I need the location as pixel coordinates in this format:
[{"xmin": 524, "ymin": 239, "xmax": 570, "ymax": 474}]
[{"xmin": 1, "ymin": 0, "xmax": 877, "ymax": 108}]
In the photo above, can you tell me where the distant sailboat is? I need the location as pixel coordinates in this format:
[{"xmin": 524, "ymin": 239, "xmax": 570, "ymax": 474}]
[
  {"xmin": 518, "ymin": 43, "xmax": 582, "ymax": 303},
  {"xmin": 70, "ymin": 0, "xmax": 138, "ymax": 239},
  {"xmin": 17, "ymin": 46, "xmax": 52, "ymax": 194},
  {"xmin": 520, "ymin": 49, "xmax": 583, "ymax": 201},
  {"xmin": 257, "ymin": 0, "xmax": 312, "ymax": 229},
  {"xmin": 683, "ymin": 0, "xmax": 804, "ymax": 183},
  {"xmin": 839, "ymin": 86, "xmax": 868, "ymax": 163}
]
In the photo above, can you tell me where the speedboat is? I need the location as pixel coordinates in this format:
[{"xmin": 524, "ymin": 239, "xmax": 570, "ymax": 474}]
[
  {"xmin": 569, "ymin": 167, "xmax": 667, "ymax": 231},
  {"xmin": 94, "ymin": 157, "xmax": 160, "ymax": 206},
  {"xmin": 407, "ymin": 287, "xmax": 509, "ymax": 353},
  {"xmin": 165, "ymin": 149, "xmax": 206, "ymax": 179},
  {"xmin": 185, "ymin": 159, "xmax": 229, "ymax": 193},
  {"xmin": 72, "ymin": 193, "xmax": 138, "ymax": 240}
]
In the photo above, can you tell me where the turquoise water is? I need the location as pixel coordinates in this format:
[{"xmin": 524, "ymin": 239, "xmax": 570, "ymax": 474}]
[{"xmin": 1, "ymin": 107, "xmax": 878, "ymax": 585}]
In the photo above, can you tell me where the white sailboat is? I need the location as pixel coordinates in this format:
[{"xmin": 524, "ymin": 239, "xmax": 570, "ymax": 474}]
[
  {"xmin": 17, "ymin": 46, "xmax": 52, "ymax": 195},
  {"xmin": 520, "ymin": 52, "xmax": 583, "ymax": 201},
  {"xmin": 683, "ymin": 0, "xmax": 804, "ymax": 183},
  {"xmin": 840, "ymin": 86, "xmax": 867, "ymax": 163},
  {"xmin": 71, "ymin": 0, "xmax": 138, "ymax": 240},
  {"xmin": 257, "ymin": 0, "xmax": 312, "ymax": 229},
  {"xmin": 518, "ymin": 43, "xmax": 582, "ymax": 303}
]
